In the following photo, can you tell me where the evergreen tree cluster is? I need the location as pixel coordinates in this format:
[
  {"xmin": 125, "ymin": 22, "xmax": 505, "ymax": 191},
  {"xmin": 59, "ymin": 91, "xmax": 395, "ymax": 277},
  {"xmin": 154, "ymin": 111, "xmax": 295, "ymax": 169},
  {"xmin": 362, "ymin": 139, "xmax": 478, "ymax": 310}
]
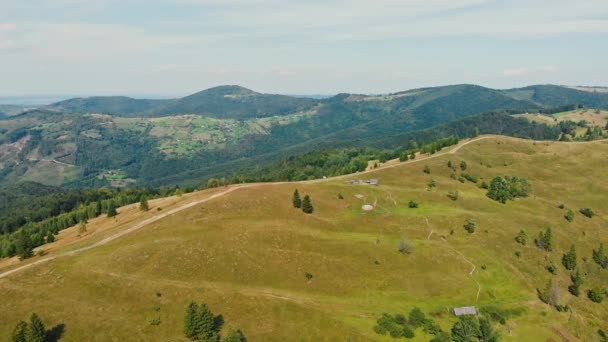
[
  {"xmin": 292, "ymin": 189, "xmax": 314, "ymax": 214},
  {"xmin": 11, "ymin": 313, "xmax": 46, "ymax": 342},
  {"xmin": 535, "ymin": 228, "xmax": 553, "ymax": 252},
  {"xmin": 0, "ymin": 187, "xmax": 160, "ymax": 259},
  {"xmin": 184, "ymin": 301, "xmax": 244, "ymax": 342},
  {"xmin": 486, "ymin": 176, "xmax": 532, "ymax": 204},
  {"xmin": 561, "ymin": 245, "xmax": 577, "ymax": 270},
  {"xmin": 373, "ymin": 307, "xmax": 447, "ymax": 340},
  {"xmin": 568, "ymin": 269, "xmax": 584, "ymax": 296}
]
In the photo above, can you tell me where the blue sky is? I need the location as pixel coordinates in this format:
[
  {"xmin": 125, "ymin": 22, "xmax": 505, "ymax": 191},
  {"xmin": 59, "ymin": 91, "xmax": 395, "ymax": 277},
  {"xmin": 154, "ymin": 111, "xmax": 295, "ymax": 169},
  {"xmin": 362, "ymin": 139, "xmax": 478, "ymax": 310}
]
[{"xmin": 0, "ymin": 0, "xmax": 607, "ymax": 96}]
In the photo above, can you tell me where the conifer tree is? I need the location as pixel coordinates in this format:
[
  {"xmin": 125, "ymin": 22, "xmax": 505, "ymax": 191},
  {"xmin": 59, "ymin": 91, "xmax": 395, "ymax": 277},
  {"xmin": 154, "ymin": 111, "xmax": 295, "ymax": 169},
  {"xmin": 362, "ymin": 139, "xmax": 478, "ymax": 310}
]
[
  {"xmin": 184, "ymin": 301, "xmax": 199, "ymax": 339},
  {"xmin": 562, "ymin": 244, "xmax": 577, "ymax": 270},
  {"xmin": 107, "ymin": 202, "xmax": 118, "ymax": 217},
  {"xmin": 568, "ymin": 268, "xmax": 584, "ymax": 296},
  {"xmin": 46, "ymin": 231, "xmax": 55, "ymax": 243},
  {"xmin": 292, "ymin": 189, "xmax": 302, "ymax": 208},
  {"xmin": 302, "ymin": 195, "xmax": 314, "ymax": 214},
  {"xmin": 11, "ymin": 321, "xmax": 27, "ymax": 342},
  {"xmin": 95, "ymin": 201, "xmax": 103, "ymax": 216},
  {"xmin": 593, "ymin": 243, "xmax": 608, "ymax": 268},
  {"xmin": 28, "ymin": 313, "xmax": 45, "ymax": 342},
  {"xmin": 196, "ymin": 303, "xmax": 215, "ymax": 341},
  {"xmin": 140, "ymin": 197, "xmax": 149, "ymax": 211},
  {"xmin": 536, "ymin": 228, "xmax": 553, "ymax": 251}
]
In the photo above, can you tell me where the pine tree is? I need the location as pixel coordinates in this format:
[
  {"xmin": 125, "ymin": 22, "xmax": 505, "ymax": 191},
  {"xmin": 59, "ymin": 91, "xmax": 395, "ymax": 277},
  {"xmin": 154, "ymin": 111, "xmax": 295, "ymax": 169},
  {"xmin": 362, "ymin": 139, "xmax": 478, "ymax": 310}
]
[
  {"xmin": 562, "ymin": 244, "xmax": 577, "ymax": 270},
  {"xmin": 593, "ymin": 243, "xmax": 608, "ymax": 268},
  {"xmin": 447, "ymin": 160, "xmax": 452, "ymax": 168},
  {"xmin": 140, "ymin": 197, "xmax": 149, "ymax": 211},
  {"xmin": 107, "ymin": 202, "xmax": 118, "ymax": 217},
  {"xmin": 46, "ymin": 231, "xmax": 55, "ymax": 243},
  {"xmin": 196, "ymin": 303, "xmax": 215, "ymax": 341},
  {"xmin": 11, "ymin": 321, "xmax": 28, "ymax": 342},
  {"xmin": 28, "ymin": 313, "xmax": 45, "ymax": 342},
  {"xmin": 479, "ymin": 316, "xmax": 499, "ymax": 342},
  {"xmin": 301, "ymin": 195, "xmax": 314, "ymax": 214},
  {"xmin": 409, "ymin": 152, "xmax": 416, "ymax": 160},
  {"xmin": 184, "ymin": 301, "xmax": 199, "ymax": 339},
  {"xmin": 95, "ymin": 201, "xmax": 103, "ymax": 216},
  {"xmin": 15, "ymin": 232, "xmax": 33, "ymax": 260},
  {"xmin": 451, "ymin": 316, "xmax": 480, "ymax": 342},
  {"xmin": 292, "ymin": 189, "xmax": 302, "ymax": 208},
  {"xmin": 568, "ymin": 269, "xmax": 584, "ymax": 296}
]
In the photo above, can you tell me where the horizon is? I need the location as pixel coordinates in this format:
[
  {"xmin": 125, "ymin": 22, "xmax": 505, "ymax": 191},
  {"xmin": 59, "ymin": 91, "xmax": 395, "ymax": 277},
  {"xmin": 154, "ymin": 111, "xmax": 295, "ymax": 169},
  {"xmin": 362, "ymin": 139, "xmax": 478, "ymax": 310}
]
[
  {"xmin": 1, "ymin": 1, "xmax": 608, "ymax": 96},
  {"xmin": 2, "ymin": 83, "xmax": 608, "ymax": 105}
]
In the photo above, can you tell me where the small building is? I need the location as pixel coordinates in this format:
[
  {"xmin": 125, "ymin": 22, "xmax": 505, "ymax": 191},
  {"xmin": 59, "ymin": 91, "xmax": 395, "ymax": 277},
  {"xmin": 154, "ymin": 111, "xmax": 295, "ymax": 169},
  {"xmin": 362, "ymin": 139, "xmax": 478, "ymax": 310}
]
[{"xmin": 452, "ymin": 306, "xmax": 478, "ymax": 316}]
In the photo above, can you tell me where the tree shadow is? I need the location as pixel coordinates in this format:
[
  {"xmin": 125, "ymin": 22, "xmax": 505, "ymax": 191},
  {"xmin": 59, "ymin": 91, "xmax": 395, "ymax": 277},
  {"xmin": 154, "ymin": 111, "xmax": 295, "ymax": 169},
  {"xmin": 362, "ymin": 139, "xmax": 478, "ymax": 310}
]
[
  {"xmin": 213, "ymin": 314, "xmax": 224, "ymax": 332},
  {"xmin": 45, "ymin": 323, "xmax": 65, "ymax": 342}
]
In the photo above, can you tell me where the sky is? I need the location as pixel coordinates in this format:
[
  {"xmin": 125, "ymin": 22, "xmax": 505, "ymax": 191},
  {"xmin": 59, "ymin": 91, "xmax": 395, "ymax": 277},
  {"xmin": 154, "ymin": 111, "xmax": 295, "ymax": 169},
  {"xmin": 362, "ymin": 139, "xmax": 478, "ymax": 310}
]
[{"xmin": 0, "ymin": 0, "xmax": 607, "ymax": 96}]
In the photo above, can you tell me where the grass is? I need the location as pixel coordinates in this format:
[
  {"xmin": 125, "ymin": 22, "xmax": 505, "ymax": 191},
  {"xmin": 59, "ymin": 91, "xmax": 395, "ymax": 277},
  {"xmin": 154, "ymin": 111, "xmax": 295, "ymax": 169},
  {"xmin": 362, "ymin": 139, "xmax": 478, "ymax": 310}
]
[{"xmin": 0, "ymin": 136, "xmax": 607, "ymax": 341}]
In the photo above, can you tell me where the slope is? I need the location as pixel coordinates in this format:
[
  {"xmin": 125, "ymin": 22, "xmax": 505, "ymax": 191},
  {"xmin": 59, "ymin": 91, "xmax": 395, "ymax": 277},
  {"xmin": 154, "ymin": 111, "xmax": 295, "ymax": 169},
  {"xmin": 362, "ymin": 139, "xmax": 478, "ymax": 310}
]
[{"xmin": 0, "ymin": 136, "xmax": 606, "ymax": 341}]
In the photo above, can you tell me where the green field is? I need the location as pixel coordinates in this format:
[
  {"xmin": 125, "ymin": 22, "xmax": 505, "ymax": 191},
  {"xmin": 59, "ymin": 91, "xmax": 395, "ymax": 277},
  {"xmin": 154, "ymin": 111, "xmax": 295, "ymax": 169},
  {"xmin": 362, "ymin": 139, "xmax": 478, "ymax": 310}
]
[{"xmin": 0, "ymin": 136, "xmax": 607, "ymax": 341}]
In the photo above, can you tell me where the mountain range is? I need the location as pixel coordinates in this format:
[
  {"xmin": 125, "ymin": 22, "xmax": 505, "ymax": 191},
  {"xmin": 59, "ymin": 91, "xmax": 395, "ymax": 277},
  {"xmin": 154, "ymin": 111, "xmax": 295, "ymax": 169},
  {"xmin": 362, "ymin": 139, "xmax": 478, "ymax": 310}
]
[{"xmin": 1, "ymin": 84, "xmax": 607, "ymax": 188}]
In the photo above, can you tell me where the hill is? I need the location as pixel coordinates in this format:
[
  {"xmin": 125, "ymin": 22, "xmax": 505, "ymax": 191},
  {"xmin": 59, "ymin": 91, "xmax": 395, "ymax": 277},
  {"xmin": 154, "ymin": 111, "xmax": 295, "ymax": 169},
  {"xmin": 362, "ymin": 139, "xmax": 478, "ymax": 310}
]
[
  {"xmin": 0, "ymin": 136, "xmax": 606, "ymax": 341},
  {"xmin": 148, "ymin": 85, "xmax": 318, "ymax": 119},
  {"xmin": 46, "ymin": 96, "xmax": 170, "ymax": 116},
  {"xmin": 1, "ymin": 84, "xmax": 608, "ymax": 188}
]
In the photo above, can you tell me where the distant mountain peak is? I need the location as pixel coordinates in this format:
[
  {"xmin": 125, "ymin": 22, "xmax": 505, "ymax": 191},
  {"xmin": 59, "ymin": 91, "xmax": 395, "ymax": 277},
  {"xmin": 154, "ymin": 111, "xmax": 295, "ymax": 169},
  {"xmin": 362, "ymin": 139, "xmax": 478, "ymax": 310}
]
[{"xmin": 191, "ymin": 85, "xmax": 259, "ymax": 98}]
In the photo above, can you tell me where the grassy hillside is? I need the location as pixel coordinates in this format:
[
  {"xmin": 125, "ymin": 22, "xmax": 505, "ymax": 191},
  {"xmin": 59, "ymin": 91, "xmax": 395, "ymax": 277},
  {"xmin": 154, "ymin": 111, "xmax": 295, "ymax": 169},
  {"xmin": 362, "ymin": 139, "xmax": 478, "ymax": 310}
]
[{"xmin": 1, "ymin": 136, "xmax": 606, "ymax": 341}]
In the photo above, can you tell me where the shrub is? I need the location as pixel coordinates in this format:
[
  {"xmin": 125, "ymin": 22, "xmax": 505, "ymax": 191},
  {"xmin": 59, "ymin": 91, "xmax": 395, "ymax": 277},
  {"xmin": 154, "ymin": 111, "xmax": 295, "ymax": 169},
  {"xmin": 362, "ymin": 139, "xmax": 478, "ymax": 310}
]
[
  {"xmin": 515, "ymin": 230, "xmax": 527, "ymax": 246},
  {"xmin": 564, "ymin": 210, "xmax": 575, "ymax": 222},
  {"xmin": 588, "ymin": 288, "xmax": 604, "ymax": 303},
  {"xmin": 580, "ymin": 208, "xmax": 595, "ymax": 218},
  {"xmin": 447, "ymin": 191, "xmax": 459, "ymax": 201},
  {"xmin": 462, "ymin": 173, "xmax": 478, "ymax": 183},
  {"xmin": 398, "ymin": 236, "xmax": 413, "ymax": 254},
  {"xmin": 337, "ymin": 193, "xmax": 344, "ymax": 199},
  {"xmin": 464, "ymin": 219, "xmax": 476, "ymax": 234},
  {"xmin": 535, "ymin": 228, "xmax": 553, "ymax": 252},
  {"xmin": 408, "ymin": 200, "xmax": 418, "ymax": 208},
  {"xmin": 423, "ymin": 165, "xmax": 431, "ymax": 174},
  {"xmin": 460, "ymin": 160, "xmax": 467, "ymax": 171}
]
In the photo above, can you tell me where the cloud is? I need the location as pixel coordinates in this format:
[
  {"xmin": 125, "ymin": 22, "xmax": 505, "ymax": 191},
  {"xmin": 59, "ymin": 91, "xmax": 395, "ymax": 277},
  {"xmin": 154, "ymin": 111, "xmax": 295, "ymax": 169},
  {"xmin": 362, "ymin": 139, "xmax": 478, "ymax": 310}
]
[
  {"xmin": 542, "ymin": 65, "xmax": 559, "ymax": 73},
  {"xmin": 0, "ymin": 23, "xmax": 17, "ymax": 32},
  {"xmin": 503, "ymin": 67, "xmax": 529, "ymax": 77}
]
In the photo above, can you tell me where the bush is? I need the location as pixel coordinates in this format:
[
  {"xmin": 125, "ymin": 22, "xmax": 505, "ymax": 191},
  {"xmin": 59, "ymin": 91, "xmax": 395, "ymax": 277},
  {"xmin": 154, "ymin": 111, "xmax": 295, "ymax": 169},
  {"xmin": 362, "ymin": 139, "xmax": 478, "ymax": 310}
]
[
  {"xmin": 398, "ymin": 236, "xmax": 413, "ymax": 254},
  {"xmin": 515, "ymin": 230, "xmax": 527, "ymax": 246},
  {"xmin": 408, "ymin": 200, "xmax": 418, "ymax": 208},
  {"xmin": 564, "ymin": 210, "xmax": 575, "ymax": 222},
  {"xmin": 462, "ymin": 173, "xmax": 478, "ymax": 183},
  {"xmin": 423, "ymin": 165, "xmax": 431, "ymax": 174},
  {"xmin": 580, "ymin": 208, "xmax": 595, "ymax": 218},
  {"xmin": 588, "ymin": 288, "xmax": 604, "ymax": 303},
  {"xmin": 447, "ymin": 191, "xmax": 459, "ymax": 201},
  {"xmin": 464, "ymin": 219, "xmax": 476, "ymax": 234}
]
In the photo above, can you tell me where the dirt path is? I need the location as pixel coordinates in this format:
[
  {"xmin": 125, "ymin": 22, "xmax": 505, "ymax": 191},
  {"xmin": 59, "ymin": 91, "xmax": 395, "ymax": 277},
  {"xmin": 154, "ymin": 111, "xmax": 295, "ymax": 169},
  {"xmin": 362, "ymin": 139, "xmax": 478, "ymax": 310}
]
[
  {"xmin": 0, "ymin": 186, "xmax": 248, "ymax": 279},
  {"xmin": 27, "ymin": 158, "xmax": 76, "ymax": 167}
]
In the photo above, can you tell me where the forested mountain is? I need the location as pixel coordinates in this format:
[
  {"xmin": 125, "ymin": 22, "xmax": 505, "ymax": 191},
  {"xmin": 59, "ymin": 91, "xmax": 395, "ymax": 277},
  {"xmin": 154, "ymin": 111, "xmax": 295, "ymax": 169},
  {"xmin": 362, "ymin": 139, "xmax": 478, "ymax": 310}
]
[
  {"xmin": 46, "ymin": 96, "xmax": 170, "ymax": 116},
  {"xmin": 148, "ymin": 85, "xmax": 318, "ymax": 119},
  {"xmin": 1, "ymin": 84, "xmax": 607, "ymax": 188}
]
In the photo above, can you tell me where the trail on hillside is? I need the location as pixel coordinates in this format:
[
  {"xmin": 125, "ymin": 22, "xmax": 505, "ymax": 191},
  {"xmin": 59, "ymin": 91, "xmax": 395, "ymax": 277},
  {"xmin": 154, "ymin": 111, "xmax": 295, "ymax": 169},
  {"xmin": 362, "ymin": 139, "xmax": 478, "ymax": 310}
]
[{"xmin": 0, "ymin": 186, "xmax": 248, "ymax": 279}]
